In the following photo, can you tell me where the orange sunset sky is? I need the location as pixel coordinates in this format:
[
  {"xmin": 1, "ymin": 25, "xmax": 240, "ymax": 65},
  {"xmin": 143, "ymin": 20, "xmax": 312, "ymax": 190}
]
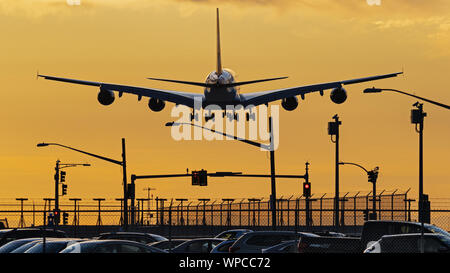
[{"xmin": 0, "ymin": 0, "xmax": 449, "ymax": 203}]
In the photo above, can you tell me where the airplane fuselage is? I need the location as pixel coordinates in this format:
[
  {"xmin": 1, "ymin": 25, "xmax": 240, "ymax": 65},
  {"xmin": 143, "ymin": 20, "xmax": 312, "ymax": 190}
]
[{"xmin": 204, "ymin": 69, "xmax": 241, "ymax": 107}]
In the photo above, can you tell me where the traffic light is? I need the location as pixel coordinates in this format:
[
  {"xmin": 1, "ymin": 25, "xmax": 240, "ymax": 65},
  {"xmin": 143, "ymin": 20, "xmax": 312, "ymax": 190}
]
[
  {"xmin": 367, "ymin": 170, "xmax": 378, "ymax": 183},
  {"xmin": 192, "ymin": 171, "xmax": 200, "ymax": 186},
  {"xmin": 303, "ymin": 182, "xmax": 311, "ymax": 198},
  {"xmin": 62, "ymin": 184, "xmax": 68, "ymax": 195},
  {"xmin": 127, "ymin": 183, "xmax": 135, "ymax": 199},
  {"xmin": 192, "ymin": 170, "xmax": 208, "ymax": 186},
  {"xmin": 199, "ymin": 170, "xmax": 207, "ymax": 186},
  {"xmin": 53, "ymin": 209, "xmax": 60, "ymax": 224},
  {"xmin": 62, "ymin": 212, "xmax": 69, "ymax": 225},
  {"xmin": 60, "ymin": 171, "xmax": 66, "ymax": 182}
]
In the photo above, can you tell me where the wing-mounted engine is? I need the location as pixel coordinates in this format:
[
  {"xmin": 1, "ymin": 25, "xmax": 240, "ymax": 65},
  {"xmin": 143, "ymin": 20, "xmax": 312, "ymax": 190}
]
[
  {"xmin": 330, "ymin": 87, "xmax": 347, "ymax": 104},
  {"xmin": 97, "ymin": 87, "xmax": 115, "ymax": 106},
  {"xmin": 281, "ymin": 96, "xmax": 299, "ymax": 111},
  {"xmin": 148, "ymin": 98, "xmax": 166, "ymax": 112}
]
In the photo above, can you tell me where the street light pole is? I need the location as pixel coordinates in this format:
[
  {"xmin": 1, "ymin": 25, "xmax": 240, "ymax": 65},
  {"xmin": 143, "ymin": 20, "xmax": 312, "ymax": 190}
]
[
  {"xmin": 166, "ymin": 116, "xmax": 278, "ymax": 230},
  {"xmin": 339, "ymin": 162, "xmax": 379, "ymax": 220},
  {"xmin": 121, "ymin": 138, "xmax": 129, "ymax": 229},
  {"xmin": 328, "ymin": 114, "xmax": 341, "ymax": 228},
  {"xmin": 37, "ymin": 139, "xmax": 128, "ymax": 229},
  {"xmin": 364, "ymin": 87, "xmax": 450, "ymax": 110},
  {"xmin": 411, "ymin": 102, "xmax": 428, "ymax": 223},
  {"xmin": 52, "ymin": 161, "xmax": 90, "ymax": 225},
  {"xmin": 269, "ymin": 116, "xmax": 277, "ymax": 230}
]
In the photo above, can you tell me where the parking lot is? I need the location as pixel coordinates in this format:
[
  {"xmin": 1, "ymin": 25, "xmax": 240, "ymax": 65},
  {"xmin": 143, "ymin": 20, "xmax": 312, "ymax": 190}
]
[{"xmin": 1, "ymin": 220, "xmax": 449, "ymax": 253}]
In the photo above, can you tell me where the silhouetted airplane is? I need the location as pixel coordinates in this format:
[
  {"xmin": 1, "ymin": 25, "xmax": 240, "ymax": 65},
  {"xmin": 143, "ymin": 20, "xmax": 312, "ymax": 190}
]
[{"xmin": 38, "ymin": 8, "xmax": 402, "ymax": 121}]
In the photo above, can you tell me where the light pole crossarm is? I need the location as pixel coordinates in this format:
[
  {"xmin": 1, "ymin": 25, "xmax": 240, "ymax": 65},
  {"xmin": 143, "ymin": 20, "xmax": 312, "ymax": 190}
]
[
  {"xmin": 364, "ymin": 88, "xmax": 450, "ymax": 110},
  {"xmin": 38, "ymin": 143, "xmax": 123, "ymax": 166},
  {"xmin": 339, "ymin": 161, "xmax": 369, "ymax": 173},
  {"xmin": 166, "ymin": 122, "xmax": 271, "ymax": 150},
  {"xmin": 59, "ymin": 163, "xmax": 91, "ymax": 169}
]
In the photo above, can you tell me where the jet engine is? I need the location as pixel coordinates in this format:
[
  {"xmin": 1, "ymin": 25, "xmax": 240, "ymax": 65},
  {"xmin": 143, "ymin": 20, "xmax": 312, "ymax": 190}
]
[
  {"xmin": 281, "ymin": 97, "xmax": 298, "ymax": 111},
  {"xmin": 330, "ymin": 87, "xmax": 347, "ymax": 104},
  {"xmin": 97, "ymin": 88, "xmax": 115, "ymax": 106},
  {"xmin": 148, "ymin": 98, "xmax": 166, "ymax": 112}
]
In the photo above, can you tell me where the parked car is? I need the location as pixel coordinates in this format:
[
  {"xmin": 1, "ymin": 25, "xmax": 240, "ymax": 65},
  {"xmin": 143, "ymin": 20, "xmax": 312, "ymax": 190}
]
[
  {"xmin": 24, "ymin": 238, "xmax": 88, "ymax": 253},
  {"xmin": 298, "ymin": 235, "xmax": 361, "ymax": 253},
  {"xmin": 364, "ymin": 233, "xmax": 450, "ymax": 253},
  {"xmin": 261, "ymin": 240, "xmax": 300, "ymax": 253},
  {"xmin": 215, "ymin": 229, "xmax": 253, "ymax": 240},
  {"xmin": 0, "ymin": 238, "xmax": 44, "ymax": 253},
  {"xmin": 97, "ymin": 232, "xmax": 167, "ymax": 244},
  {"xmin": 229, "ymin": 231, "xmax": 318, "ymax": 253},
  {"xmin": 10, "ymin": 239, "xmax": 59, "ymax": 253},
  {"xmin": 0, "ymin": 228, "xmax": 67, "ymax": 247},
  {"xmin": 298, "ymin": 220, "xmax": 450, "ymax": 253},
  {"xmin": 60, "ymin": 239, "xmax": 168, "ymax": 253},
  {"xmin": 171, "ymin": 238, "xmax": 226, "ymax": 253},
  {"xmin": 148, "ymin": 239, "xmax": 188, "ymax": 251},
  {"xmin": 211, "ymin": 240, "xmax": 236, "ymax": 253}
]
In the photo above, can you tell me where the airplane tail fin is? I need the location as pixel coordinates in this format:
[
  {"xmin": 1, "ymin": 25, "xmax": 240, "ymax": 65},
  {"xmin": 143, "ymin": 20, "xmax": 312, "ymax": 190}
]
[{"xmin": 216, "ymin": 8, "xmax": 222, "ymax": 76}]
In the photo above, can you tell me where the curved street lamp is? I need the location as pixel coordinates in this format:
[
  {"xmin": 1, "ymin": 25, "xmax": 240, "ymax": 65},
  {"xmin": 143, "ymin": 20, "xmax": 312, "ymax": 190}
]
[
  {"xmin": 339, "ymin": 161, "xmax": 379, "ymax": 220},
  {"xmin": 37, "ymin": 139, "xmax": 129, "ymax": 230},
  {"xmin": 166, "ymin": 117, "xmax": 279, "ymax": 230},
  {"xmin": 363, "ymin": 87, "xmax": 450, "ymax": 110}
]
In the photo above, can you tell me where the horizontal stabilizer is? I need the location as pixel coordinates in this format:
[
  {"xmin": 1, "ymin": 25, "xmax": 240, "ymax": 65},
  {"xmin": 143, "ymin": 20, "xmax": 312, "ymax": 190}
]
[{"xmin": 147, "ymin": 76, "xmax": 288, "ymax": 88}]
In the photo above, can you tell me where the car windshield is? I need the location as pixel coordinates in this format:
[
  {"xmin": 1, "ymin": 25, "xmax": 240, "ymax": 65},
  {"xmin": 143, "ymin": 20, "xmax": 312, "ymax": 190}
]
[
  {"xmin": 0, "ymin": 239, "xmax": 37, "ymax": 253},
  {"xmin": 425, "ymin": 224, "xmax": 450, "ymax": 237},
  {"xmin": 26, "ymin": 241, "xmax": 68, "ymax": 253},
  {"xmin": 10, "ymin": 241, "xmax": 41, "ymax": 253},
  {"xmin": 217, "ymin": 232, "xmax": 236, "ymax": 240}
]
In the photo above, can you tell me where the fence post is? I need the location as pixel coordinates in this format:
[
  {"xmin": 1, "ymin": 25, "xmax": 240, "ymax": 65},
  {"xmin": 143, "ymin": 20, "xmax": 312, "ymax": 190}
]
[
  {"xmin": 391, "ymin": 189, "xmax": 398, "ymax": 220},
  {"xmin": 353, "ymin": 192, "xmax": 360, "ymax": 226},
  {"xmin": 186, "ymin": 202, "xmax": 192, "ymax": 226},
  {"xmin": 295, "ymin": 197, "xmax": 299, "ymax": 232},
  {"xmin": 378, "ymin": 190, "xmax": 385, "ymax": 220},
  {"xmin": 210, "ymin": 201, "xmax": 216, "ymax": 226},
  {"xmin": 319, "ymin": 194, "xmax": 326, "ymax": 227}
]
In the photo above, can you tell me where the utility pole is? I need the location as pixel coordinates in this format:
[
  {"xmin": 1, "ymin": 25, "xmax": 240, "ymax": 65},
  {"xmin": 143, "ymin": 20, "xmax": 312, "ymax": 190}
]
[
  {"xmin": 328, "ymin": 114, "xmax": 342, "ymax": 228},
  {"xmin": 411, "ymin": 102, "xmax": 429, "ymax": 223},
  {"xmin": 52, "ymin": 161, "xmax": 90, "ymax": 226},
  {"xmin": 54, "ymin": 160, "xmax": 60, "ymax": 225},
  {"xmin": 269, "ymin": 116, "xmax": 277, "ymax": 230}
]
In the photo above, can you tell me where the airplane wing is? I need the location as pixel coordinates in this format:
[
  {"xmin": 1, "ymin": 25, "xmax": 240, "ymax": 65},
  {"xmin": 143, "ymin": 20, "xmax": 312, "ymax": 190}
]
[
  {"xmin": 38, "ymin": 74, "xmax": 204, "ymax": 108},
  {"xmin": 240, "ymin": 72, "xmax": 403, "ymax": 107}
]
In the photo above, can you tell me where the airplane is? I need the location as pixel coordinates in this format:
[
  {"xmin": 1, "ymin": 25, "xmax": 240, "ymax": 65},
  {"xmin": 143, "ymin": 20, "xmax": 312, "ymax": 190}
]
[{"xmin": 38, "ymin": 8, "xmax": 402, "ymax": 121}]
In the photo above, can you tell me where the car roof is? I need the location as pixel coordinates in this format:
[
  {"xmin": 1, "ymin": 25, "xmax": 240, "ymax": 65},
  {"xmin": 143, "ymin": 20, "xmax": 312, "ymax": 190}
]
[
  {"xmin": 99, "ymin": 232, "xmax": 158, "ymax": 236},
  {"xmin": 241, "ymin": 231, "xmax": 314, "ymax": 236},
  {"xmin": 382, "ymin": 233, "xmax": 445, "ymax": 239},
  {"xmin": 219, "ymin": 229, "xmax": 252, "ymax": 232},
  {"xmin": 186, "ymin": 238, "xmax": 226, "ymax": 241}
]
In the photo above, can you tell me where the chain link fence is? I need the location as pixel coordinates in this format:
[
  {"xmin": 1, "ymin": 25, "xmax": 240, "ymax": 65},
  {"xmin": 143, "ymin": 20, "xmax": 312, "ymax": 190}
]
[{"xmin": 1, "ymin": 190, "xmax": 449, "ymax": 232}]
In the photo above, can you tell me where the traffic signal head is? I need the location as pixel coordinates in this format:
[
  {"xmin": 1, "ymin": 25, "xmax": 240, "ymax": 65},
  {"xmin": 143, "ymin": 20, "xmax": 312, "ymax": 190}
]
[
  {"xmin": 367, "ymin": 170, "xmax": 378, "ymax": 183},
  {"xmin": 60, "ymin": 171, "xmax": 66, "ymax": 182},
  {"xmin": 62, "ymin": 184, "xmax": 68, "ymax": 195},
  {"xmin": 192, "ymin": 171, "xmax": 200, "ymax": 186},
  {"xmin": 199, "ymin": 170, "xmax": 207, "ymax": 186},
  {"xmin": 303, "ymin": 182, "xmax": 311, "ymax": 197},
  {"xmin": 62, "ymin": 212, "xmax": 69, "ymax": 225}
]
